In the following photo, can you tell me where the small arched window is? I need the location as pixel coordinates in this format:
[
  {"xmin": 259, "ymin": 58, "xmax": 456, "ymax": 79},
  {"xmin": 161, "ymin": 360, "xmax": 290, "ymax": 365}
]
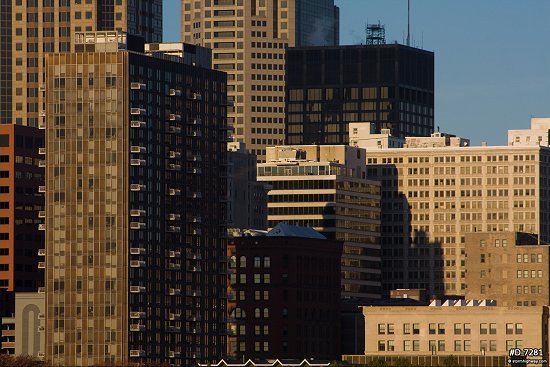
[{"xmin": 239, "ymin": 256, "xmax": 247, "ymax": 268}]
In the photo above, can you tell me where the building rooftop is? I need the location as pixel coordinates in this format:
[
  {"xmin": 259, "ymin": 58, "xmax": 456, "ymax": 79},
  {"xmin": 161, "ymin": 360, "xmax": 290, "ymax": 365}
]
[
  {"xmin": 199, "ymin": 359, "xmax": 332, "ymax": 367},
  {"xmin": 266, "ymin": 223, "xmax": 326, "ymax": 240}
]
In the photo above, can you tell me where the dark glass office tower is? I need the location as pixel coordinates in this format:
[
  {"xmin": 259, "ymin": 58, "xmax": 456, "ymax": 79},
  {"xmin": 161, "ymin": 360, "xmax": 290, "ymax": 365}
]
[
  {"xmin": 285, "ymin": 44, "xmax": 434, "ymax": 144},
  {"xmin": 45, "ymin": 31, "xmax": 227, "ymax": 366}
]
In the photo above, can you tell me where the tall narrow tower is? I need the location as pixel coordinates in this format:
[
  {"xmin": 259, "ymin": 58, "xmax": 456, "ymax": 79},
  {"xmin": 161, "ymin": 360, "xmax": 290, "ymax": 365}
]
[{"xmin": 181, "ymin": 0, "xmax": 339, "ymax": 162}]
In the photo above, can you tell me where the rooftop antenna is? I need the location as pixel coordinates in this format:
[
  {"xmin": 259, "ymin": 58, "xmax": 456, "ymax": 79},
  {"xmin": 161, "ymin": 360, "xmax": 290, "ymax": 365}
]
[
  {"xmin": 407, "ymin": 0, "xmax": 411, "ymax": 46},
  {"xmin": 366, "ymin": 21, "xmax": 386, "ymax": 45}
]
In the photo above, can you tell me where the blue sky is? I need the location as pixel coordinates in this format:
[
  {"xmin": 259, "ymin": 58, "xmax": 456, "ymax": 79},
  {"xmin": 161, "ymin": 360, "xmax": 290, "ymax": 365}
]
[{"xmin": 163, "ymin": 0, "xmax": 550, "ymax": 145}]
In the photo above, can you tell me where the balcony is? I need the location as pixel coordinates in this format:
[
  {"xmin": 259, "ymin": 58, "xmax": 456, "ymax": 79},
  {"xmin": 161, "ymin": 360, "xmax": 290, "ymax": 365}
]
[
  {"xmin": 167, "ymin": 164, "xmax": 181, "ymax": 171},
  {"xmin": 189, "ymin": 93, "xmax": 202, "ymax": 101},
  {"xmin": 38, "ymin": 147, "xmax": 46, "ymax": 155},
  {"xmin": 187, "ymin": 131, "xmax": 202, "ymax": 138},
  {"xmin": 130, "ymin": 159, "xmax": 146, "ymax": 166},
  {"xmin": 130, "ymin": 82, "xmax": 146, "ymax": 90},
  {"xmin": 169, "ymin": 313, "xmax": 181, "ymax": 321},
  {"xmin": 169, "ymin": 88, "xmax": 181, "ymax": 97},
  {"xmin": 168, "ymin": 263, "xmax": 181, "ymax": 270},
  {"xmin": 130, "ymin": 209, "xmax": 146, "ymax": 217},
  {"xmin": 168, "ymin": 151, "xmax": 181, "ymax": 159},
  {"xmin": 130, "ymin": 108, "xmax": 146, "ymax": 115},
  {"xmin": 38, "ymin": 186, "xmax": 46, "ymax": 193},
  {"xmin": 130, "ymin": 260, "xmax": 146, "ymax": 268},
  {"xmin": 129, "ymin": 350, "xmax": 145, "ymax": 358},
  {"xmin": 168, "ymin": 126, "xmax": 181, "ymax": 134},
  {"xmin": 130, "ymin": 311, "xmax": 146, "ymax": 319},
  {"xmin": 38, "ymin": 160, "xmax": 46, "ymax": 167},
  {"xmin": 168, "ymin": 213, "xmax": 180, "ymax": 221},
  {"xmin": 38, "ymin": 223, "xmax": 45, "ymax": 231},
  {"xmin": 187, "ymin": 168, "xmax": 202, "ymax": 174},
  {"xmin": 38, "ymin": 262, "xmax": 45, "ymax": 269},
  {"xmin": 169, "ymin": 251, "xmax": 181, "ymax": 258},
  {"xmin": 169, "ymin": 288, "xmax": 181, "ymax": 296},
  {"xmin": 168, "ymin": 188, "xmax": 181, "ymax": 196},
  {"xmin": 130, "ymin": 184, "xmax": 146, "ymax": 191},
  {"xmin": 38, "ymin": 249, "xmax": 45, "ymax": 256},
  {"xmin": 130, "ymin": 120, "xmax": 146, "ymax": 128},
  {"xmin": 130, "ymin": 286, "xmax": 146, "ymax": 293},
  {"xmin": 130, "ymin": 247, "xmax": 146, "ymax": 255},
  {"xmin": 130, "ymin": 146, "xmax": 147, "ymax": 154},
  {"xmin": 130, "ymin": 324, "xmax": 145, "ymax": 332},
  {"xmin": 130, "ymin": 222, "xmax": 145, "ymax": 230},
  {"xmin": 168, "ymin": 114, "xmax": 181, "ymax": 121},
  {"xmin": 167, "ymin": 226, "xmax": 180, "ymax": 233}
]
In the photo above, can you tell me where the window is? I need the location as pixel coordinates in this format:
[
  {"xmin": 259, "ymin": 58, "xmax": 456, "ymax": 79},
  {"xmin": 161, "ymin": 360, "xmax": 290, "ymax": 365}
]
[
  {"xmin": 378, "ymin": 341, "xmax": 385, "ymax": 351},
  {"xmin": 413, "ymin": 340, "xmax": 420, "ymax": 351},
  {"xmin": 515, "ymin": 323, "xmax": 523, "ymax": 334},
  {"xmin": 464, "ymin": 323, "xmax": 471, "ymax": 334},
  {"xmin": 378, "ymin": 324, "xmax": 386, "ymax": 334},
  {"xmin": 263, "ymin": 308, "xmax": 269, "ymax": 318},
  {"xmin": 263, "ymin": 274, "xmax": 270, "ymax": 283},
  {"xmin": 254, "ymin": 274, "xmax": 261, "ymax": 284},
  {"xmin": 229, "ymin": 256, "xmax": 236, "ymax": 268},
  {"xmin": 429, "ymin": 323, "xmax": 436, "ymax": 334},
  {"xmin": 387, "ymin": 324, "xmax": 394, "ymax": 335},
  {"xmin": 506, "ymin": 340, "xmax": 514, "ymax": 350},
  {"xmin": 490, "ymin": 340, "xmax": 497, "ymax": 352},
  {"xmin": 387, "ymin": 340, "xmax": 395, "ymax": 351},
  {"xmin": 489, "ymin": 323, "xmax": 497, "ymax": 334},
  {"xmin": 413, "ymin": 323, "xmax": 420, "ymax": 334},
  {"xmin": 454, "ymin": 340, "xmax": 462, "ymax": 352},
  {"xmin": 480, "ymin": 340, "xmax": 487, "ymax": 352},
  {"xmin": 403, "ymin": 323, "xmax": 411, "ymax": 334},
  {"xmin": 454, "ymin": 323, "xmax": 461, "ymax": 335},
  {"xmin": 254, "ymin": 308, "xmax": 260, "ymax": 318},
  {"xmin": 438, "ymin": 340, "xmax": 445, "ymax": 352},
  {"xmin": 239, "ymin": 274, "xmax": 246, "ymax": 284},
  {"xmin": 428, "ymin": 340, "xmax": 436, "ymax": 352},
  {"xmin": 404, "ymin": 340, "xmax": 412, "ymax": 351},
  {"xmin": 263, "ymin": 256, "xmax": 271, "ymax": 268},
  {"xmin": 254, "ymin": 256, "xmax": 261, "ymax": 268},
  {"xmin": 239, "ymin": 256, "xmax": 246, "ymax": 267},
  {"xmin": 0, "ymin": 135, "xmax": 9, "ymax": 147},
  {"xmin": 438, "ymin": 323, "xmax": 445, "ymax": 334},
  {"xmin": 464, "ymin": 340, "xmax": 471, "ymax": 351},
  {"xmin": 480, "ymin": 323, "xmax": 488, "ymax": 334}
]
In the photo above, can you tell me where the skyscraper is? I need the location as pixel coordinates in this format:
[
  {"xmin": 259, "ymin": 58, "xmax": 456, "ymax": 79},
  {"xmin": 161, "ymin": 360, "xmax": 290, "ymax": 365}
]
[
  {"xmin": 0, "ymin": 0, "xmax": 162, "ymax": 126},
  {"xmin": 44, "ymin": 31, "xmax": 227, "ymax": 366},
  {"xmin": 285, "ymin": 44, "xmax": 434, "ymax": 144},
  {"xmin": 181, "ymin": 0, "xmax": 339, "ymax": 162}
]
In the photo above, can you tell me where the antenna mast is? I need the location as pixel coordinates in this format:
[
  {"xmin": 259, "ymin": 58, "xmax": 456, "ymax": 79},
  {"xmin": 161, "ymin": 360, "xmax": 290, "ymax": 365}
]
[{"xmin": 407, "ymin": 0, "xmax": 411, "ymax": 46}]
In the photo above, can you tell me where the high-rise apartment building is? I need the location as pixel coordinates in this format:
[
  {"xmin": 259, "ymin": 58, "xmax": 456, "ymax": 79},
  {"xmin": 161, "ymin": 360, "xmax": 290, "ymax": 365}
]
[
  {"xmin": 226, "ymin": 224, "xmax": 342, "ymax": 360},
  {"xmin": 44, "ymin": 31, "xmax": 227, "ymax": 366},
  {"xmin": 285, "ymin": 44, "xmax": 434, "ymax": 145},
  {"xmin": 465, "ymin": 232, "xmax": 549, "ymax": 307},
  {"xmin": 0, "ymin": 125, "xmax": 44, "ymax": 293},
  {"xmin": 360, "ymin": 127, "xmax": 550, "ymax": 297},
  {"xmin": 181, "ymin": 0, "xmax": 339, "ymax": 162},
  {"xmin": 257, "ymin": 145, "xmax": 382, "ymax": 300},
  {"xmin": 0, "ymin": 0, "xmax": 162, "ymax": 126}
]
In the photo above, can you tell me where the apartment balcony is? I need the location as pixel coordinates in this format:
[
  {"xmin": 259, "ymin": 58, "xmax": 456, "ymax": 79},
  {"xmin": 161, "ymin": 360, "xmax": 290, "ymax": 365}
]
[
  {"xmin": 38, "ymin": 287, "xmax": 45, "ymax": 293},
  {"xmin": 168, "ymin": 263, "xmax": 181, "ymax": 271},
  {"xmin": 38, "ymin": 223, "xmax": 45, "ymax": 231},
  {"xmin": 186, "ymin": 252, "xmax": 201, "ymax": 260},
  {"xmin": 130, "ymin": 108, "xmax": 146, "ymax": 115},
  {"xmin": 168, "ymin": 188, "xmax": 181, "ymax": 196},
  {"xmin": 130, "ymin": 146, "xmax": 147, "ymax": 154},
  {"xmin": 187, "ymin": 168, "xmax": 202, "ymax": 174},
  {"xmin": 168, "ymin": 126, "xmax": 181, "ymax": 134},
  {"xmin": 169, "ymin": 250, "xmax": 181, "ymax": 258},
  {"xmin": 38, "ymin": 148, "xmax": 46, "ymax": 155},
  {"xmin": 130, "ymin": 260, "xmax": 146, "ymax": 268},
  {"xmin": 169, "ymin": 313, "xmax": 181, "ymax": 321},
  {"xmin": 130, "ymin": 120, "xmax": 146, "ymax": 128},
  {"xmin": 169, "ymin": 88, "xmax": 181, "ymax": 96},
  {"xmin": 168, "ymin": 114, "xmax": 181, "ymax": 121},
  {"xmin": 189, "ymin": 93, "xmax": 202, "ymax": 101},
  {"xmin": 187, "ymin": 130, "xmax": 202, "ymax": 138},
  {"xmin": 130, "ymin": 159, "xmax": 146, "ymax": 166},
  {"xmin": 130, "ymin": 82, "xmax": 146, "ymax": 90},
  {"xmin": 130, "ymin": 324, "xmax": 145, "ymax": 332},
  {"xmin": 38, "ymin": 249, "xmax": 45, "ymax": 256},
  {"xmin": 167, "ymin": 226, "xmax": 180, "ymax": 233},
  {"xmin": 168, "ymin": 351, "xmax": 181, "ymax": 358},
  {"xmin": 130, "ymin": 209, "xmax": 146, "ymax": 217},
  {"xmin": 130, "ymin": 184, "xmax": 146, "ymax": 191},
  {"xmin": 168, "ymin": 213, "xmax": 180, "ymax": 221},
  {"xmin": 38, "ymin": 186, "xmax": 46, "ymax": 193},
  {"xmin": 168, "ymin": 151, "xmax": 181, "ymax": 159},
  {"xmin": 130, "ymin": 247, "xmax": 146, "ymax": 255},
  {"xmin": 130, "ymin": 311, "xmax": 146, "ymax": 319},
  {"xmin": 129, "ymin": 286, "xmax": 146, "ymax": 293},
  {"xmin": 130, "ymin": 222, "xmax": 145, "ymax": 230},
  {"xmin": 38, "ymin": 160, "xmax": 46, "ymax": 168},
  {"xmin": 169, "ymin": 288, "xmax": 181, "ymax": 296},
  {"xmin": 38, "ymin": 262, "xmax": 45, "ymax": 269},
  {"xmin": 129, "ymin": 350, "xmax": 146, "ymax": 358},
  {"xmin": 167, "ymin": 164, "xmax": 181, "ymax": 171}
]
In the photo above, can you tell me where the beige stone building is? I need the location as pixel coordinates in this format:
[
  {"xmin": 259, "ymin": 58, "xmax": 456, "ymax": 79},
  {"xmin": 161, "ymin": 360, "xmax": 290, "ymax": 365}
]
[
  {"xmin": 361, "ymin": 127, "xmax": 550, "ymax": 297},
  {"xmin": 257, "ymin": 145, "xmax": 382, "ymax": 299},
  {"xmin": 180, "ymin": 0, "xmax": 339, "ymax": 161},
  {"xmin": 0, "ymin": 0, "xmax": 162, "ymax": 126},
  {"xmin": 465, "ymin": 231, "xmax": 550, "ymax": 307},
  {"xmin": 343, "ymin": 302, "xmax": 549, "ymax": 366}
]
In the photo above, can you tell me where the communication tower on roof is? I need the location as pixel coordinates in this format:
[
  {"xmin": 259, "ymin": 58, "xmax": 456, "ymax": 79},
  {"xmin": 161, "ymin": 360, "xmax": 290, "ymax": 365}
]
[{"xmin": 366, "ymin": 22, "xmax": 386, "ymax": 45}]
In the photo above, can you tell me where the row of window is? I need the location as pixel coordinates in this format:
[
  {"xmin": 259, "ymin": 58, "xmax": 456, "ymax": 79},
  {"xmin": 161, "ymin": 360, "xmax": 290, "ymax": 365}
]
[
  {"xmin": 377, "ymin": 339, "xmax": 524, "ymax": 352},
  {"xmin": 378, "ymin": 323, "xmax": 523, "ymax": 335}
]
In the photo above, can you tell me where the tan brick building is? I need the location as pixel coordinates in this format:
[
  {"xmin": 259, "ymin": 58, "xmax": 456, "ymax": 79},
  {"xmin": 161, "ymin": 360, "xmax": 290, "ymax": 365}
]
[
  {"xmin": 465, "ymin": 231, "xmax": 550, "ymax": 307},
  {"xmin": 343, "ymin": 302, "xmax": 549, "ymax": 366},
  {"xmin": 180, "ymin": 0, "xmax": 339, "ymax": 161},
  {"xmin": 363, "ymin": 131, "xmax": 550, "ymax": 297}
]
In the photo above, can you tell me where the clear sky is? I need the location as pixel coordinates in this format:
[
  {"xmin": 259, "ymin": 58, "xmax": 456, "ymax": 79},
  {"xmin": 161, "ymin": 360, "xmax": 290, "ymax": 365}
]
[{"xmin": 163, "ymin": 0, "xmax": 550, "ymax": 145}]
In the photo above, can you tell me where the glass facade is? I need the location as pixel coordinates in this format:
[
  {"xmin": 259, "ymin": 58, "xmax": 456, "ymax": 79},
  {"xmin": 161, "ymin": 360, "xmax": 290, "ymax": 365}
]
[{"xmin": 295, "ymin": 0, "xmax": 339, "ymax": 46}]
